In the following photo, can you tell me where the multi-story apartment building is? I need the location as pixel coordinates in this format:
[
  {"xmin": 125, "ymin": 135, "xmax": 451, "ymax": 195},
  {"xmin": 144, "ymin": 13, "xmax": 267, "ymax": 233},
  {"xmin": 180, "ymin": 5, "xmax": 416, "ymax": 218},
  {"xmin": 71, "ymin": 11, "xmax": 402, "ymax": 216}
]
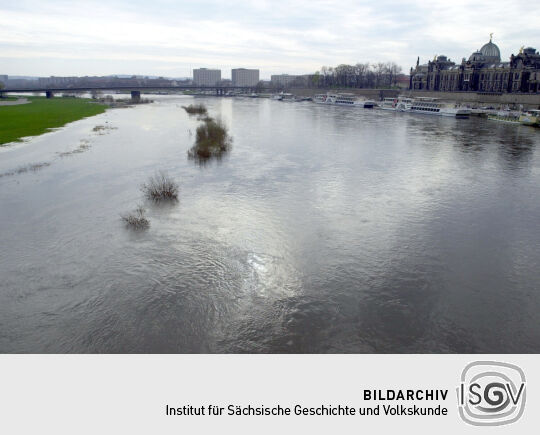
[
  {"xmin": 193, "ymin": 68, "xmax": 221, "ymax": 86},
  {"xmin": 37, "ymin": 76, "xmax": 79, "ymax": 87},
  {"xmin": 231, "ymin": 68, "xmax": 259, "ymax": 87},
  {"xmin": 270, "ymin": 74, "xmax": 298, "ymax": 87}
]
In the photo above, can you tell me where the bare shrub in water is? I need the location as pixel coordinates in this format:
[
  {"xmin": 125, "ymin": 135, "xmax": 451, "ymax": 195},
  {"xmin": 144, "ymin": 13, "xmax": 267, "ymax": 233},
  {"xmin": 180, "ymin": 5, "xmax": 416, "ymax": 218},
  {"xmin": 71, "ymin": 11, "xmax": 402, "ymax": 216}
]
[
  {"xmin": 188, "ymin": 117, "xmax": 232, "ymax": 161},
  {"xmin": 121, "ymin": 205, "xmax": 150, "ymax": 230},
  {"xmin": 141, "ymin": 171, "xmax": 179, "ymax": 201},
  {"xmin": 182, "ymin": 103, "xmax": 208, "ymax": 115}
]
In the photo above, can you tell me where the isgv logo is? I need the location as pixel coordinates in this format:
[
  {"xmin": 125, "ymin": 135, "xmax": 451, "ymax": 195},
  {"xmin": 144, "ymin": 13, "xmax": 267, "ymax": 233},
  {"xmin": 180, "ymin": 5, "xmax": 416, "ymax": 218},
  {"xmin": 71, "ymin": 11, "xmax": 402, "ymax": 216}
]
[{"xmin": 457, "ymin": 361, "xmax": 526, "ymax": 426}]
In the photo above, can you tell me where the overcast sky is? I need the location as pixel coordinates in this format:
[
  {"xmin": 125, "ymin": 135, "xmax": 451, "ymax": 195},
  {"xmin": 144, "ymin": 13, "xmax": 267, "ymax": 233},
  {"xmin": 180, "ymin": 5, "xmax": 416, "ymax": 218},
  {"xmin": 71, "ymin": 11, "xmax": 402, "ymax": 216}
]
[{"xmin": 1, "ymin": 0, "xmax": 538, "ymax": 79}]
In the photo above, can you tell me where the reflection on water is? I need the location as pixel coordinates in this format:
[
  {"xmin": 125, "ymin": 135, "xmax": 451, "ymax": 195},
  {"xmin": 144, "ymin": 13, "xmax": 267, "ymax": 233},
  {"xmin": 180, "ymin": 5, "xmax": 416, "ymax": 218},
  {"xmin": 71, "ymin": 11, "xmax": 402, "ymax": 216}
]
[{"xmin": 1, "ymin": 95, "xmax": 540, "ymax": 353}]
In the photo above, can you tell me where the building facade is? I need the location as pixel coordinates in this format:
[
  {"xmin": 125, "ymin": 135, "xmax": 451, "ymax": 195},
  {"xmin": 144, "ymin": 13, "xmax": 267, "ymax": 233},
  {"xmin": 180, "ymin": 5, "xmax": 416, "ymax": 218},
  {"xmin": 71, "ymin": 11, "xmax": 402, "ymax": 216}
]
[
  {"xmin": 37, "ymin": 76, "xmax": 79, "ymax": 87},
  {"xmin": 232, "ymin": 68, "xmax": 259, "ymax": 87},
  {"xmin": 193, "ymin": 68, "xmax": 221, "ymax": 86},
  {"xmin": 410, "ymin": 37, "xmax": 540, "ymax": 94},
  {"xmin": 270, "ymin": 74, "xmax": 298, "ymax": 87}
]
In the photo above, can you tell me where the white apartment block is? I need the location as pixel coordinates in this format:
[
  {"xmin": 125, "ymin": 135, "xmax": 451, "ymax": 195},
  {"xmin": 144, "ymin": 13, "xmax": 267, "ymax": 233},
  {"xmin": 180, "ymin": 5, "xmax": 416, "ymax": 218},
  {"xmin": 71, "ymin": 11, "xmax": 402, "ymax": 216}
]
[
  {"xmin": 37, "ymin": 76, "xmax": 79, "ymax": 86},
  {"xmin": 270, "ymin": 74, "xmax": 298, "ymax": 87},
  {"xmin": 231, "ymin": 68, "xmax": 260, "ymax": 87},
  {"xmin": 193, "ymin": 68, "xmax": 221, "ymax": 86}
]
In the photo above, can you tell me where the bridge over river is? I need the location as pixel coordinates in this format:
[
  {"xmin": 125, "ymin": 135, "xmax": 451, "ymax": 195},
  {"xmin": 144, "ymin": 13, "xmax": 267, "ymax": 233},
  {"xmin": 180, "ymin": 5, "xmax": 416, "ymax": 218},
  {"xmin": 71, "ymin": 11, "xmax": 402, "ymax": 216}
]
[{"xmin": 0, "ymin": 85, "xmax": 273, "ymax": 100}]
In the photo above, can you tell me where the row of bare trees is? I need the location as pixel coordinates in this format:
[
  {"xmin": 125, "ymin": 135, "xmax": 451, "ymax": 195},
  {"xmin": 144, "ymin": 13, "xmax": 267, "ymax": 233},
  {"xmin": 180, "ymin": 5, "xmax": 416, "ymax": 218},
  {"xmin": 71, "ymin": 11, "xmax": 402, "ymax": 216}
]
[
  {"xmin": 314, "ymin": 62, "xmax": 403, "ymax": 88},
  {"xmin": 267, "ymin": 62, "xmax": 404, "ymax": 90}
]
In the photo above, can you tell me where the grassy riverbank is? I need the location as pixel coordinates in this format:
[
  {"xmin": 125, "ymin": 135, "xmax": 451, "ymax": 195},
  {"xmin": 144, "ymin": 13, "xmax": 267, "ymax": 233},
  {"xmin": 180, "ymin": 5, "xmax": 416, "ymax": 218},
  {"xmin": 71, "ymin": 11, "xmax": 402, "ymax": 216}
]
[{"xmin": 0, "ymin": 97, "xmax": 107, "ymax": 145}]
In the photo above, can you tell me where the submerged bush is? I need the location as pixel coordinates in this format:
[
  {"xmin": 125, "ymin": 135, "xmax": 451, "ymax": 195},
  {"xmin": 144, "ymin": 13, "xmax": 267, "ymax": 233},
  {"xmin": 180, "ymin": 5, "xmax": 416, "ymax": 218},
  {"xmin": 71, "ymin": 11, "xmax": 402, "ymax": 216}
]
[
  {"xmin": 182, "ymin": 103, "xmax": 208, "ymax": 115},
  {"xmin": 141, "ymin": 171, "xmax": 179, "ymax": 201},
  {"xmin": 121, "ymin": 205, "xmax": 150, "ymax": 230},
  {"xmin": 188, "ymin": 117, "xmax": 232, "ymax": 162}
]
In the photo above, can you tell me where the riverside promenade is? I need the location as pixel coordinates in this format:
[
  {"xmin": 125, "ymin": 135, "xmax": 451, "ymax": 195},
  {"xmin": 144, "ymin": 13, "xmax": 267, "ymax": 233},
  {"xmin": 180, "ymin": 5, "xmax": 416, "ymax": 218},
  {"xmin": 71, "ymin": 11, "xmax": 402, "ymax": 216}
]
[{"xmin": 0, "ymin": 98, "xmax": 30, "ymax": 106}]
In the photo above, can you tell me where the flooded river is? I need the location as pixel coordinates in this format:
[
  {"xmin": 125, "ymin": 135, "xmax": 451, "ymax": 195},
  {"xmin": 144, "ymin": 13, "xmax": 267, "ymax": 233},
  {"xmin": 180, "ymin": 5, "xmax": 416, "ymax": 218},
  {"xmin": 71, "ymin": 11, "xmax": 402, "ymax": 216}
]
[{"xmin": 1, "ymin": 95, "xmax": 540, "ymax": 353}]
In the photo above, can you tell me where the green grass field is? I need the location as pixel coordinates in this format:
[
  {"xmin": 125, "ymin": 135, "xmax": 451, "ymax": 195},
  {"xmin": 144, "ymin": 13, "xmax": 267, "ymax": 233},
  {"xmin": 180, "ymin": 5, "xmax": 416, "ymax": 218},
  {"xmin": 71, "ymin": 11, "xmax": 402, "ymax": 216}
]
[{"xmin": 0, "ymin": 97, "xmax": 107, "ymax": 145}]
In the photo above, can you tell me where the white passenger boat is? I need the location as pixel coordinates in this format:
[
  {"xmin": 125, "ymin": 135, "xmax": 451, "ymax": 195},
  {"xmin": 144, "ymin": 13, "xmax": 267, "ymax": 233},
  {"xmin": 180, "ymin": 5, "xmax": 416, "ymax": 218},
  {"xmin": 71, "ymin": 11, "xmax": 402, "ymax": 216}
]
[
  {"xmin": 271, "ymin": 92, "xmax": 296, "ymax": 101},
  {"xmin": 313, "ymin": 93, "xmax": 342, "ymax": 104},
  {"xmin": 380, "ymin": 97, "xmax": 410, "ymax": 110},
  {"xmin": 324, "ymin": 93, "xmax": 339, "ymax": 104},
  {"xmin": 381, "ymin": 97, "xmax": 397, "ymax": 110},
  {"xmin": 409, "ymin": 97, "xmax": 470, "ymax": 117},
  {"xmin": 334, "ymin": 93, "xmax": 360, "ymax": 106},
  {"xmin": 281, "ymin": 93, "xmax": 295, "ymax": 101},
  {"xmin": 314, "ymin": 94, "xmax": 329, "ymax": 104},
  {"xmin": 314, "ymin": 92, "xmax": 374, "ymax": 108},
  {"xmin": 381, "ymin": 96, "xmax": 469, "ymax": 117},
  {"xmin": 380, "ymin": 97, "xmax": 414, "ymax": 111}
]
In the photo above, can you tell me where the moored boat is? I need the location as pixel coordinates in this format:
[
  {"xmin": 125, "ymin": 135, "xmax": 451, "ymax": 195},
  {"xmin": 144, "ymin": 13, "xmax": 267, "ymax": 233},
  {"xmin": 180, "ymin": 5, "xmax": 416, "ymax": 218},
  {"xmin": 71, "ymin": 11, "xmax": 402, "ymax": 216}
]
[
  {"xmin": 313, "ymin": 92, "xmax": 373, "ymax": 108},
  {"xmin": 487, "ymin": 110, "xmax": 521, "ymax": 124},
  {"xmin": 519, "ymin": 109, "xmax": 540, "ymax": 127},
  {"xmin": 381, "ymin": 97, "xmax": 398, "ymax": 110},
  {"xmin": 313, "ymin": 94, "xmax": 328, "ymax": 104},
  {"xmin": 380, "ymin": 97, "xmax": 414, "ymax": 111},
  {"xmin": 323, "ymin": 93, "xmax": 339, "ymax": 104},
  {"xmin": 280, "ymin": 93, "xmax": 295, "ymax": 101},
  {"xmin": 334, "ymin": 93, "xmax": 359, "ymax": 106},
  {"xmin": 361, "ymin": 100, "xmax": 376, "ymax": 108},
  {"xmin": 409, "ymin": 97, "xmax": 470, "ymax": 117},
  {"xmin": 395, "ymin": 97, "xmax": 414, "ymax": 112}
]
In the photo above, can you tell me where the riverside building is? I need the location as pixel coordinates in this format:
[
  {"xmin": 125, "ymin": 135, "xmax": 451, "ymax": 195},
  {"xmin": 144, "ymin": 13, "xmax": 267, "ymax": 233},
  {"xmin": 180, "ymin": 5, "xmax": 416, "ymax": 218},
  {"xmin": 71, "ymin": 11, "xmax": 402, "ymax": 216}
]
[
  {"xmin": 270, "ymin": 74, "xmax": 298, "ymax": 87},
  {"xmin": 231, "ymin": 68, "xmax": 259, "ymax": 86},
  {"xmin": 193, "ymin": 68, "xmax": 221, "ymax": 86},
  {"xmin": 410, "ymin": 35, "xmax": 540, "ymax": 94}
]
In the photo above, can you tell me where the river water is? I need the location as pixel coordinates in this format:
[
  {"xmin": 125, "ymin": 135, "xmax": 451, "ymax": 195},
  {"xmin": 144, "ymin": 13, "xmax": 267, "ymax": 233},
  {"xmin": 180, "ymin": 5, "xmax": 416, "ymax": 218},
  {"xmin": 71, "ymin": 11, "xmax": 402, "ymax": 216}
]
[{"xmin": 1, "ymin": 95, "xmax": 540, "ymax": 353}]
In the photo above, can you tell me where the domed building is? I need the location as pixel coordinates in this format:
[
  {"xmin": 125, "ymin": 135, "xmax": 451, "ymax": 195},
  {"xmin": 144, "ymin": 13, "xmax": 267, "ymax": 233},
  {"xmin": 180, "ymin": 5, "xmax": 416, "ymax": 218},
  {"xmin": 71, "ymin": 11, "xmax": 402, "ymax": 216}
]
[
  {"xmin": 465, "ymin": 38, "xmax": 501, "ymax": 64},
  {"xmin": 468, "ymin": 50, "xmax": 484, "ymax": 63},
  {"xmin": 410, "ymin": 36, "xmax": 540, "ymax": 94},
  {"xmin": 479, "ymin": 38, "xmax": 501, "ymax": 62}
]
